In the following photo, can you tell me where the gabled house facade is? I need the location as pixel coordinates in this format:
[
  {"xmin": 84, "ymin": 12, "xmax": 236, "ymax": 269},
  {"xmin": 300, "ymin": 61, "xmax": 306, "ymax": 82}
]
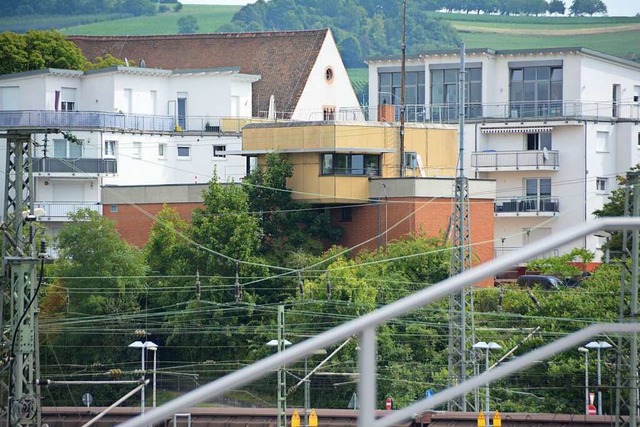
[{"xmin": 366, "ymin": 47, "xmax": 640, "ymax": 258}]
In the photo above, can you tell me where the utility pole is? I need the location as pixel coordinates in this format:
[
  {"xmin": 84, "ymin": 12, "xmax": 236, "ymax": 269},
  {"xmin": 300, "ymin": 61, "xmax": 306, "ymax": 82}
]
[
  {"xmin": 447, "ymin": 43, "xmax": 475, "ymax": 412},
  {"xmin": 616, "ymin": 170, "xmax": 640, "ymax": 426},
  {"xmin": 399, "ymin": 0, "xmax": 406, "ymax": 177},
  {"xmin": 1, "ymin": 131, "xmax": 43, "ymax": 426}
]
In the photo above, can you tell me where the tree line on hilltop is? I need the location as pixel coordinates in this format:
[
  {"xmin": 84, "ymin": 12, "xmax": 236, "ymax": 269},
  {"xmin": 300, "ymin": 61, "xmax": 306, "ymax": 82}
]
[{"xmin": 219, "ymin": 0, "xmax": 607, "ymax": 67}]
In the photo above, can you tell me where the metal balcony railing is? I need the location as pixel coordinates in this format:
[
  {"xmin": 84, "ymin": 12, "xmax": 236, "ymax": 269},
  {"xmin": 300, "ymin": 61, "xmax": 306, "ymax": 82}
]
[
  {"xmin": 34, "ymin": 202, "xmax": 101, "ymax": 221},
  {"xmin": 363, "ymin": 100, "xmax": 640, "ymax": 124},
  {"xmin": 32, "ymin": 158, "xmax": 117, "ymax": 174},
  {"xmin": 472, "ymin": 150, "xmax": 559, "ymax": 170},
  {"xmin": 495, "ymin": 196, "xmax": 559, "ymax": 214},
  {"xmin": 0, "ymin": 111, "xmax": 273, "ymax": 134}
]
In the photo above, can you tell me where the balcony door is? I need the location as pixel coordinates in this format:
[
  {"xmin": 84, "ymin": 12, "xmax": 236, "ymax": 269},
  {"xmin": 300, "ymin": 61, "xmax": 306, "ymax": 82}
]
[
  {"xmin": 525, "ymin": 177, "xmax": 551, "ymax": 210},
  {"xmin": 177, "ymin": 92, "xmax": 187, "ymax": 129}
]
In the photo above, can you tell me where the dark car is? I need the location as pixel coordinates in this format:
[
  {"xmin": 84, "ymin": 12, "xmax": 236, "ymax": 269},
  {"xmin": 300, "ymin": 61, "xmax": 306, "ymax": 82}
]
[{"xmin": 516, "ymin": 275, "xmax": 564, "ymax": 290}]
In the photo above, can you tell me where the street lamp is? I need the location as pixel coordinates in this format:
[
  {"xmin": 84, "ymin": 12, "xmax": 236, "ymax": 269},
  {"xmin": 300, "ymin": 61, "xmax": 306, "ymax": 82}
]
[
  {"xmin": 473, "ymin": 341, "xmax": 502, "ymax": 425},
  {"xmin": 148, "ymin": 342, "xmax": 159, "ymax": 408},
  {"xmin": 128, "ymin": 340, "xmax": 158, "ymax": 414},
  {"xmin": 267, "ymin": 338, "xmax": 292, "ymax": 427},
  {"xmin": 578, "ymin": 346, "xmax": 589, "ymax": 414},
  {"xmin": 585, "ymin": 341, "xmax": 612, "ymax": 415}
]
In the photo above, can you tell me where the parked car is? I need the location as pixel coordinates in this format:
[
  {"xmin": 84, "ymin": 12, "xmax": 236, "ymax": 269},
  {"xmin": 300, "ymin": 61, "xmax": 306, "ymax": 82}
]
[{"xmin": 516, "ymin": 275, "xmax": 564, "ymax": 290}]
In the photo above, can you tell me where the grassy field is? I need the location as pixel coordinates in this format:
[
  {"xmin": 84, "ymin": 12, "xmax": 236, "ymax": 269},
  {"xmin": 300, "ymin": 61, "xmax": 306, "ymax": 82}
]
[{"xmin": 61, "ymin": 5, "xmax": 241, "ymax": 35}]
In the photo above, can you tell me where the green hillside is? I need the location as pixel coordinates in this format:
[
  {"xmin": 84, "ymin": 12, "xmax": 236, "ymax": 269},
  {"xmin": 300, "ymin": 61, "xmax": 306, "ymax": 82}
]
[{"xmin": 61, "ymin": 5, "xmax": 241, "ymax": 36}]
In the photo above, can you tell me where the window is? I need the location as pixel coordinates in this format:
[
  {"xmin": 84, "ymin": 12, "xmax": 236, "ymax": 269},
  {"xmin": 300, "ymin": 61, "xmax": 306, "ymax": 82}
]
[
  {"xmin": 177, "ymin": 145, "xmax": 190, "ymax": 158},
  {"xmin": 53, "ymin": 138, "xmax": 83, "ymax": 158},
  {"xmin": 60, "ymin": 101, "xmax": 75, "ymax": 112},
  {"xmin": 430, "ymin": 66, "xmax": 482, "ymax": 119},
  {"xmin": 379, "ymin": 70, "xmax": 425, "ymax": 105},
  {"xmin": 213, "ymin": 145, "xmax": 226, "ymax": 158},
  {"xmin": 158, "ymin": 143, "xmax": 166, "ymax": 158},
  {"xmin": 525, "ymin": 177, "xmax": 552, "ymax": 211},
  {"xmin": 132, "ymin": 141, "xmax": 141, "ymax": 158},
  {"xmin": 321, "ymin": 154, "xmax": 380, "ymax": 176},
  {"xmin": 596, "ymin": 131, "xmax": 609, "ymax": 152},
  {"xmin": 60, "ymin": 87, "xmax": 77, "ymax": 112},
  {"xmin": 246, "ymin": 156, "xmax": 258, "ymax": 175},
  {"xmin": 404, "ymin": 152, "xmax": 418, "ymax": 169},
  {"xmin": 509, "ymin": 64, "xmax": 562, "ymax": 118},
  {"xmin": 323, "ymin": 106, "xmax": 336, "ymax": 121},
  {"xmin": 104, "ymin": 140, "xmax": 117, "ymax": 157},
  {"xmin": 526, "ymin": 133, "xmax": 552, "ymax": 150},
  {"xmin": 110, "ymin": 205, "xmax": 118, "ymax": 213},
  {"xmin": 341, "ymin": 207, "xmax": 353, "ymax": 222},
  {"xmin": 596, "ymin": 177, "xmax": 608, "ymax": 194},
  {"xmin": 325, "ymin": 67, "xmax": 334, "ymax": 83}
]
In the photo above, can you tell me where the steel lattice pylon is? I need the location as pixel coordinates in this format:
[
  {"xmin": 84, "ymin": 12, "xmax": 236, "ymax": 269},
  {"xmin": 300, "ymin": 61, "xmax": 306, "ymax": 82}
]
[
  {"xmin": 447, "ymin": 44, "xmax": 476, "ymax": 412},
  {"xmin": 1, "ymin": 132, "xmax": 41, "ymax": 426},
  {"xmin": 447, "ymin": 175, "xmax": 475, "ymax": 412},
  {"xmin": 615, "ymin": 171, "xmax": 640, "ymax": 427}
]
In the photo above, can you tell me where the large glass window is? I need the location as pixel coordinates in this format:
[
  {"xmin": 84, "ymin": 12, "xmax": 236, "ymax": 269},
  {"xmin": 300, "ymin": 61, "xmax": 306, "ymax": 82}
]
[
  {"xmin": 321, "ymin": 154, "xmax": 380, "ymax": 176},
  {"xmin": 510, "ymin": 65, "xmax": 562, "ymax": 118},
  {"xmin": 53, "ymin": 139, "xmax": 83, "ymax": 158},
  {"xmin": 378, "ymin": 70, "xmax": 425, "ymax": 121},
  {"xmin": 430, "ymin": 66, "xmax": 482, "ymax": 121}
]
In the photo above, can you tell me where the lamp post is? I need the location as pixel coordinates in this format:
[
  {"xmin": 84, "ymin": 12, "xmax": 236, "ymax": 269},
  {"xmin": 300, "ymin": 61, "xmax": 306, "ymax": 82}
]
[
  {"xmin": 267, "ymin": 338, "xmax": 292, "ymax": 427},
  {"xmin": 578, "ymin": 346, "xmax": 589, "ymax": 414},
  {"xmin": 128, "ymin": 340, "xmax": 158, "ymax": 414},
  {"xmin": 473, "ymin": 341, "xmax": 502, "ymax": 425},
  {"xmin": 148, "ymin": 342, "xmax": 159, "ymax": 408},
  {"xmin": 585, "ymin": 341, "xmax": 612, "ymax": 415}
]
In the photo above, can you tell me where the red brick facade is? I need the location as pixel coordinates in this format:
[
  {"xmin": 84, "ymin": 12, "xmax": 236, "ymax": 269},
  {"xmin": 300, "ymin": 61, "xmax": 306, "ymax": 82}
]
[
  {"xmin": 103, "ymin": 202, "xmax": 203, "ymax": 248},
  {"xmin": 333, "ymin": 197, "xmax": 495, "ymax": 286},
  {"xmin": 106, "ymin": 196, "xmax": 495, "ymax": 286}
]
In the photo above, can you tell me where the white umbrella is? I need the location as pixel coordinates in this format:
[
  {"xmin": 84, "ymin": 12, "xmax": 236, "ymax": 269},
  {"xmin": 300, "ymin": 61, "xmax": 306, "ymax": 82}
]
[{"xmin": 267, "ymin": 94, "xmax": 276, "ymax": 120}]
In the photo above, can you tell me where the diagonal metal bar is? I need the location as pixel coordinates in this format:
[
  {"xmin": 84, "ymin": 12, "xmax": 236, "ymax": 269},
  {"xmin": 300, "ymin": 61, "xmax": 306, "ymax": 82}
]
[
  {"xmin": 117, "ymin": 217, "xmax": 640, "ymax": 427},
  {"xmin": 373, "ymin": 323, "xmax": 640, "ymax": 427}
]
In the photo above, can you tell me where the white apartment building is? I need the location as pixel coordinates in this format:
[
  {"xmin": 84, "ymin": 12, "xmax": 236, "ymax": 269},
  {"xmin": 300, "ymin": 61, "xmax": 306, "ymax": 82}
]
[
  {"xmin": 0, "ymin": 65, "xmax": 259, "ymax": 237},
  {"xmin": 366, "ymin": 47, "xmax": 640, "ymax": 258}
]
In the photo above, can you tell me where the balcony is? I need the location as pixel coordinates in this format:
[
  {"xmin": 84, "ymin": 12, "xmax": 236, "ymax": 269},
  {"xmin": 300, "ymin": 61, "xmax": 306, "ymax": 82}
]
[
  {"xmin": 0, "ymin": 111, "xmax": 273, "ymax": 134},
  {"xmin": 472, "ymin": 150, "xmax": 559, "ymax": 172},
  {"xmin": 33, "ymin": 158, "xmax": 117, "ymax": 176},
  {"xmin": 495, "ymin": 196, "xmax": 559, "ymax": 216},
  {"xmin": 363, "ymin": 100, "xmax": 640, "ymax": 124},
  {"xmin": 34, "ymin": 202, "xmax": 101, "ymax": 222}
]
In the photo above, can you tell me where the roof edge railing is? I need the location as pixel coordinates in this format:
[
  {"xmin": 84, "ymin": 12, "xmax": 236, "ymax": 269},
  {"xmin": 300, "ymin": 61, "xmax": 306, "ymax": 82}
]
[{"xmin": 117, "ymin": 217, "xmax": 640, "ymax": 427}]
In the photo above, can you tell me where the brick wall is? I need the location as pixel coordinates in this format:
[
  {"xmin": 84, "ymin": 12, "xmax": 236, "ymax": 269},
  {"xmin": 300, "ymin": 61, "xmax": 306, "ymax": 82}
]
[
  {"xmin": 103, "ymin": 202, "xmax": 204, "ymax": 248},
  {"xmin": 333, "ymin": 196, "xmax": 495, "ymax": 286}
]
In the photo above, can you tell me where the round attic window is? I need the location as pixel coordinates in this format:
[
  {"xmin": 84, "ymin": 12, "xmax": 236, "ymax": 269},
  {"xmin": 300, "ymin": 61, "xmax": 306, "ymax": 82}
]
[{"xmin": 325, "ymin": 67, "xmax": 334, "ymax": 83}]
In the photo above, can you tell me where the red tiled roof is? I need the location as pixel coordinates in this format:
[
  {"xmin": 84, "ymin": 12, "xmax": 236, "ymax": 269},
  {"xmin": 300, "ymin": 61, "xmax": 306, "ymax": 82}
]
[{"xmin": 69, "ymin": 29, "xmax": 329, "ymax": 117}]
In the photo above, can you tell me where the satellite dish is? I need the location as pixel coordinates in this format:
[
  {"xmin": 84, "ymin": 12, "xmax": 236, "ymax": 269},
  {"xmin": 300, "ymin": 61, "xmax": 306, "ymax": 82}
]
[
  {"xmin": 124, "ymin": 57, "xmax": 129, "ymax": 67},
  {"xmin": 542, "ymin": 147, "xmax": 549, "ymax": 160}
]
